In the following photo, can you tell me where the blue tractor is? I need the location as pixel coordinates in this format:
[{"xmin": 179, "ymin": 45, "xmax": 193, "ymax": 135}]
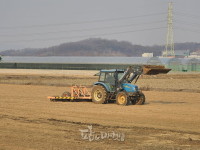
[{"xmin": 91, "ymin": 65, "xmax": 171, "ymax": 105}]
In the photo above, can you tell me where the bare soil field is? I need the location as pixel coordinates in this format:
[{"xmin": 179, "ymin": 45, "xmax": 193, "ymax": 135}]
[
  {"xmin": 0, "ymin": 69, "xmax": 200, "ymax": 149},
  {"xmin": 1, "ymin": 69, "xmax": 200, "ymax": 92}
]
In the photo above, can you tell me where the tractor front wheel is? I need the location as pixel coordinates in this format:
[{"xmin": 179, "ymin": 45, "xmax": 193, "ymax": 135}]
[
  {"xmin": 134, "ymin": 92, "xmax": 145, "ymax": 105},
  {"xmin": 91, "ymin": 85, "xmax": 107, "ymax": 104},
  {"xmin": 116, "ymin": 92, "xmax": 130, "ymax": 106}
]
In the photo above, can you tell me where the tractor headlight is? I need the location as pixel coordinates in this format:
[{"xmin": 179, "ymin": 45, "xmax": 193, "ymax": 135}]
[
  {"xmin": 134, "ymin": 86, "xmax": 138, "ymax": 91},
  {"xmin": 132, "ymin": 87, "xmax": 135, "ymax": 91}
]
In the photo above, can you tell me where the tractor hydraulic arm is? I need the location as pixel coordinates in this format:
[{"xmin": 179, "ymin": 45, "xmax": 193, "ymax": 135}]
[{"xmin": 118, "ymin": 66, "xmax": 143, "ymax": 84}]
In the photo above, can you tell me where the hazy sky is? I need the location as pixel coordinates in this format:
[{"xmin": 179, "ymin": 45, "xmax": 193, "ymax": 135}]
[{"xmin": 0, "ymin": 0, "xmax": 200, "ymax": 50}]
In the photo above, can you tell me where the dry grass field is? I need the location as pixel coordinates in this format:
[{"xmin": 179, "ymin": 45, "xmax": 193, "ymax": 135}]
[{"xmin": 0, "ymin": 69, "xmax": 200, "ymax": 150}]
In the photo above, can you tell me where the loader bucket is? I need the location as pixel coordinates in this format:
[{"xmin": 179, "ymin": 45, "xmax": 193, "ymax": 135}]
[{"xmin": 142, "ymin": 65, "xmax": 171, "ymax": 75}]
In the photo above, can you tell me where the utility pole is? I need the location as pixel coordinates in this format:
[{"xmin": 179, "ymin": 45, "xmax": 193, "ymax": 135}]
[{"xmin": 163, "ymin": 2, "xmax": 175, "ymax": 57}]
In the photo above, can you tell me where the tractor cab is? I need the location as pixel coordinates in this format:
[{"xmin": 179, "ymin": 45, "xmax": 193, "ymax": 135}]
[{"xmin": 96, "ymin": 69, "xmax": 124, "ymax": 92}]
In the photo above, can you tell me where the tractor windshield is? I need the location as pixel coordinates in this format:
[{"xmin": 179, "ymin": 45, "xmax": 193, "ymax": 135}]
[{"xmin": 117, "ymin": 72, "xmax": 124, "ymax": 80}]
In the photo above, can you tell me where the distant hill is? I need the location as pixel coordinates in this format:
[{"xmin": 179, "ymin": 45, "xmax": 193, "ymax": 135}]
[{"xmin": 1, "ymin": 38, "xmax": 200, "ymax": 57}]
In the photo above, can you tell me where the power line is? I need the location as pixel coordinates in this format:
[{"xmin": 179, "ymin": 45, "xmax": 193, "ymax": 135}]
[
  {"xmin": 0, "ymin": 12, "xmax": 166, "ymax": 30},
  {"xmin": 0, "ymin": 26, "xmax": 166, "ymax": 43},
  {"xmin": 174, "ymin": 19, "xmax": 200, "ymax": 28},
  {"xmin": 0, "ymin": 20, "xmax": 166, "ymax": 37},
  {"xmin": 173, "ymin": 11, "xmax": 200, "ymax": 33},
  {"xmin": 174, "ymin": 26, "xmax": 200, "ymax": 34},
  {"xmin": 174, "ymin": 11, "xmax": 200, "ymax": 19}
]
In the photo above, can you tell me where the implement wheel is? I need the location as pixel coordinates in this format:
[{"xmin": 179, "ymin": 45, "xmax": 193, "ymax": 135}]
[
  {"xmin": 134, "ymin": 92, "xmax": 145, "ymax": 105},
  {"xmin": 116, "ymin": 92, "xmax": 129, "ymax": 106},
  {"xmin": 61, "ymin": 91, "xmax": 74, "ymax": 102},
  {"xmin": 91, "ymin": 85, "xmax": 107, "ymax": 104},
  {"xmin": 61, "ymin": 91, "xmax": 71, "ymax": 97}
]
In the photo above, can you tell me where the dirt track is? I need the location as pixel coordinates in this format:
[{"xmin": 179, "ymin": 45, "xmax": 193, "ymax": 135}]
[{"xmin": 1, "ymin": 69, "xmax": 200, "ymax": 149}]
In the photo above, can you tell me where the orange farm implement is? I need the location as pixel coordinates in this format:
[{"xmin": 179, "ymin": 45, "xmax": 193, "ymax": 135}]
[{"xmin": 48, "ymin": 85, "xmax": 91, "ymax": 101}]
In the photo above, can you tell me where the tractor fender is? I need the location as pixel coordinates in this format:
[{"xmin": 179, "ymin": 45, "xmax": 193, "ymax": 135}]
[{"xmin": 93, "ymin": 82, "xmax": 110, "ymax": 92}]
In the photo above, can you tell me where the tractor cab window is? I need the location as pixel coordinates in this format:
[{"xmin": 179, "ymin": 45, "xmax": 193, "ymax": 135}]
[
  {"xmin": 105, "ymin": 73, "xmax": 115, "ymax": 84},
  {"xmin": 99, "ymin": 72, "xmax": 106, "ymax": 82},
  {"xmin": 118, "ymin": 72, "xmax": 124, "ymax": 80},
  {"xmin": 99, "ymin": 72, "xmax": 115, "ymax": 84}
]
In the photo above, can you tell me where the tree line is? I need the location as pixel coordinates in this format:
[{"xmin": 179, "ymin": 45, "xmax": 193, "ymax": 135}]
[{"xmin": 1, "ymin": 38, "xmax": 200, "ymax": 56}]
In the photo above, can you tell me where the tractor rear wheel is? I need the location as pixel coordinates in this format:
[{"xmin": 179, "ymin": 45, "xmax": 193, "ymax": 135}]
[
  {"xmin": 116, "ymin": 92, "xmax": 130, "ymax": 106},
  {"xmin": 91, "ymin": 85, "xmax": 107, "ymax": 104},
  {"xmin": 134, "ymin": 92, "xmax": 145, "ymax": 105}
]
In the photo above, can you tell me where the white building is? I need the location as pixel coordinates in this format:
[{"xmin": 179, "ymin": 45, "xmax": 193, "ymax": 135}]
[
  {"xmin": 142, "ymin": 53, "xmax": 153, "ymax": 57},
  {"xmin": 188, "ymin": 52, "xmax": 200, "ymax": 58}
]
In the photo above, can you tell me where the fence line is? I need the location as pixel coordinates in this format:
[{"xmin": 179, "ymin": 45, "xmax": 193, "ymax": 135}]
[{"xmin": 0, "ymin": 62, "xmax": 200, "ymax": 72}]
